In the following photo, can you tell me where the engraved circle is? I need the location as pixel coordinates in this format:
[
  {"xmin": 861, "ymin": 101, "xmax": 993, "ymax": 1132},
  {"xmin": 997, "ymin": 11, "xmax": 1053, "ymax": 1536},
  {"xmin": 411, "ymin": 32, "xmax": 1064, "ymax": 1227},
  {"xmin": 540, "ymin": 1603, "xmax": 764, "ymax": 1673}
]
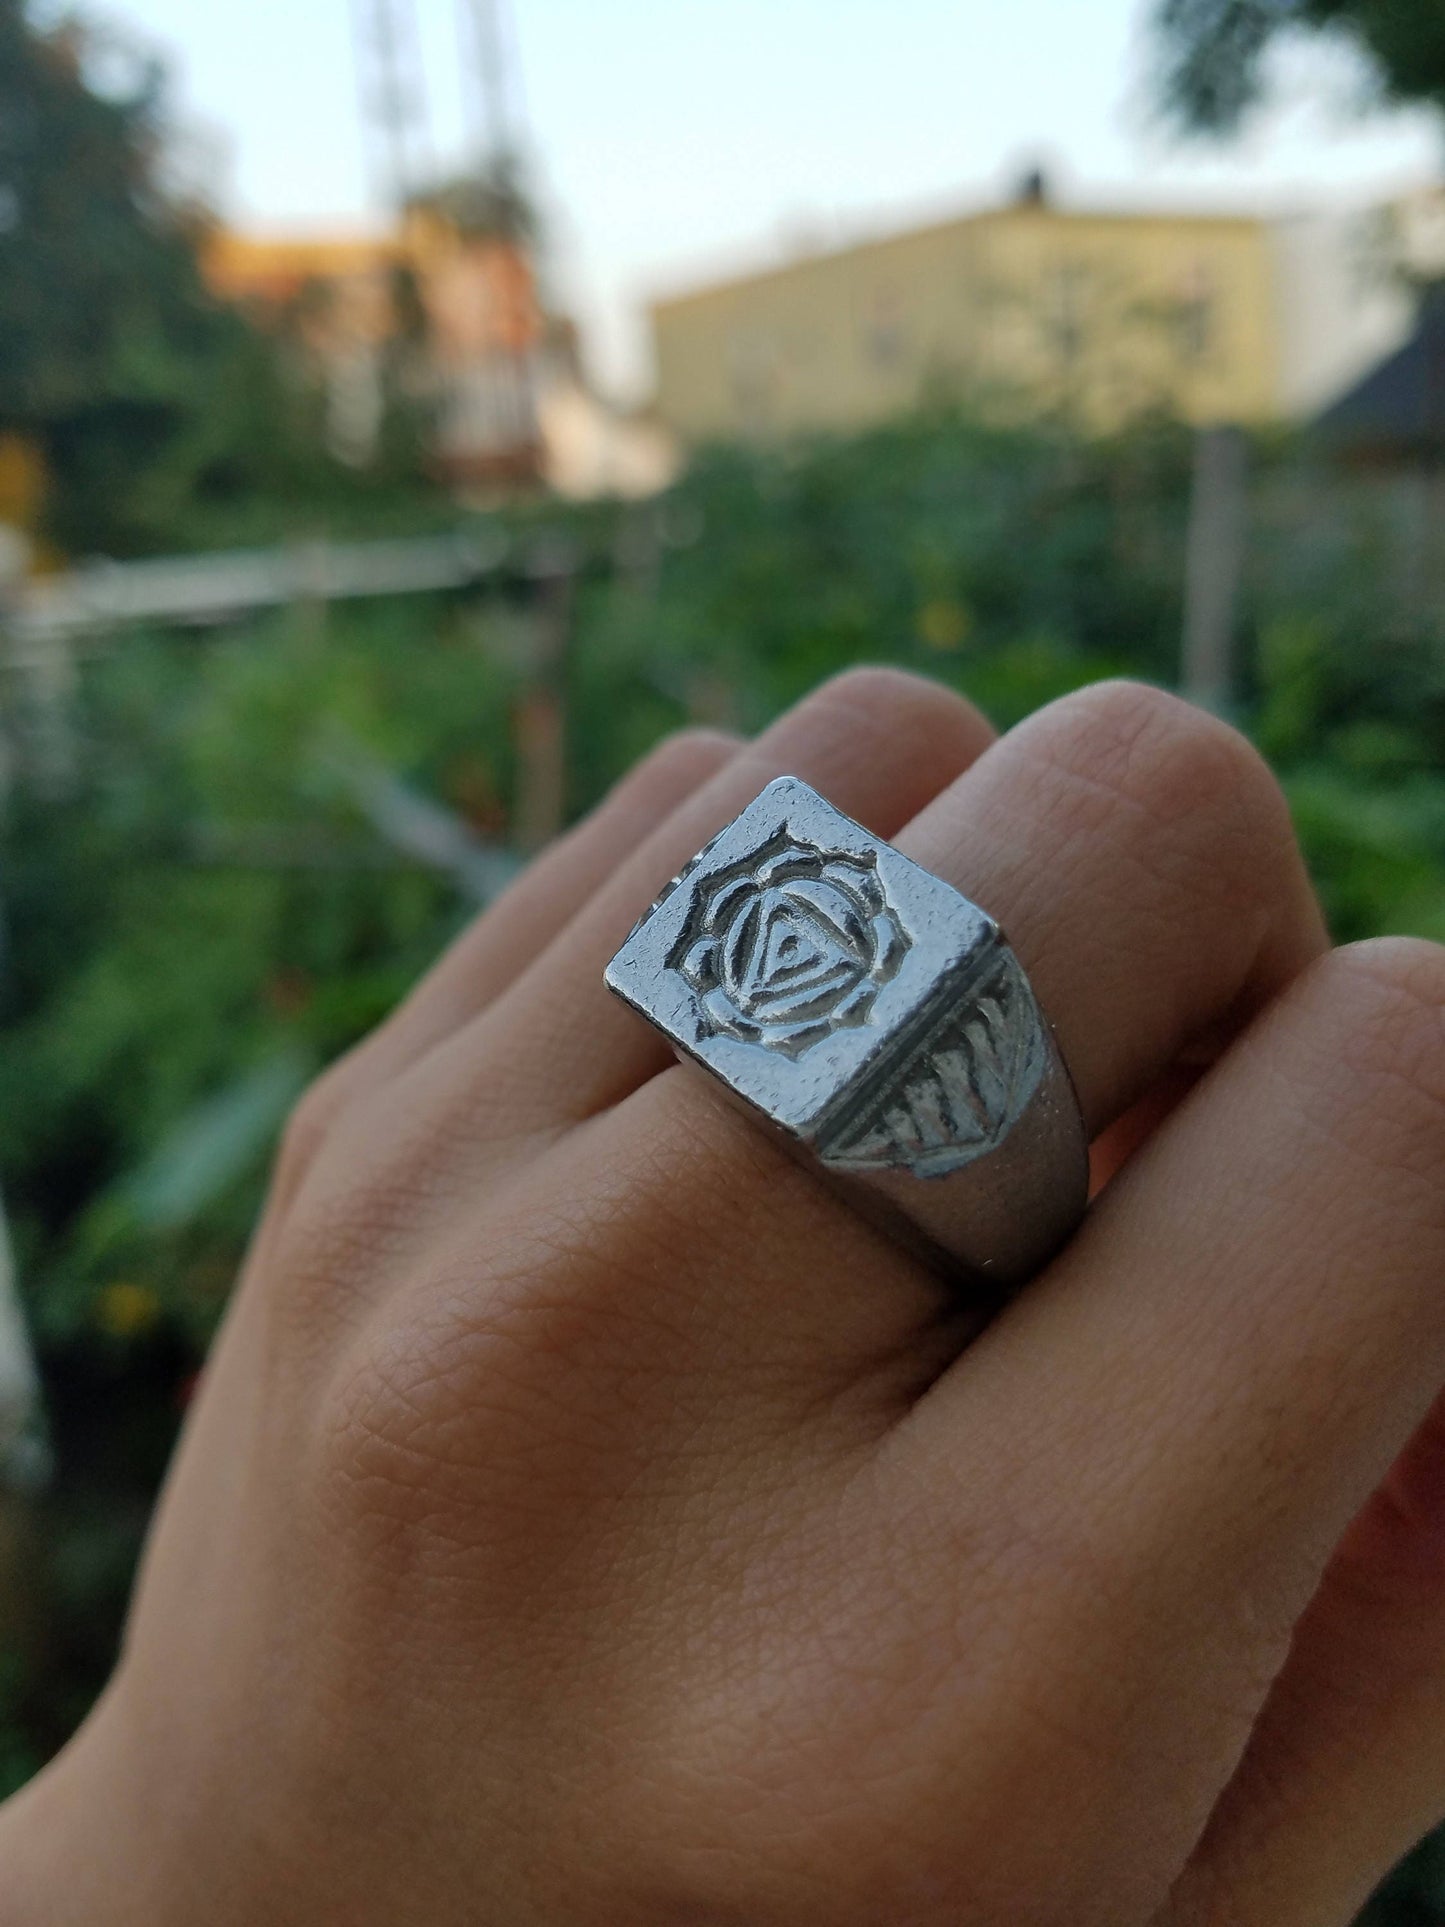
[{"xmin": 672, "ymin": 832, "xmax": 910, "ymax": 1057}]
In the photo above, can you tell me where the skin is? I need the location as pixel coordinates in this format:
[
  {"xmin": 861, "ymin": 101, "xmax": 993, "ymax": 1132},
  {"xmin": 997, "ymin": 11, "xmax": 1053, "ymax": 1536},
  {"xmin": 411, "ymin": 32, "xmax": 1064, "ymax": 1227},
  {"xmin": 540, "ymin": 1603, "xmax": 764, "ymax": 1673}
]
[{"xmin": 2, "ymin": 667, "xmax": 1445, "ymax": 1925}]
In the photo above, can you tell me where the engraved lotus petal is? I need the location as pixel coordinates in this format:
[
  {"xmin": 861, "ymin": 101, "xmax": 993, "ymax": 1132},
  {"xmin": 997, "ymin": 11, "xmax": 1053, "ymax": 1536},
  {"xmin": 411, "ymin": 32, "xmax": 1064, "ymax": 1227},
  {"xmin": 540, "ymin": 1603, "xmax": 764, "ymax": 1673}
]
[{"xmin": 672, "ymin": 832, "xmax": 910, "ymax": 1058}]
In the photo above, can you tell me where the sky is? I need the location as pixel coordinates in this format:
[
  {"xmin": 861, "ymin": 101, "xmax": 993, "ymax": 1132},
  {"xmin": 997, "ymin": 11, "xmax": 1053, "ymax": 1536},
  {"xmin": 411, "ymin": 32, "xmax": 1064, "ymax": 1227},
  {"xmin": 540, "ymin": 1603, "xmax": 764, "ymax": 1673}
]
[{"xmin": 91, "ymin": 0, "xmax": 1444, "ymax": 399}]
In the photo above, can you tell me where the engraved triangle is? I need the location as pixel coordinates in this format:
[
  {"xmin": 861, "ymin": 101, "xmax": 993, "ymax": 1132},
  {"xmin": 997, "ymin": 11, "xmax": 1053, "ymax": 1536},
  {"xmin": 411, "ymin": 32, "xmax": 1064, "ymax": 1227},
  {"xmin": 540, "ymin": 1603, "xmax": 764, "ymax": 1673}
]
[
  {"xmin": 746, "ymin": 901, "xmax": 852, "ymax": 1003},
  {"xmin": 760, "ymin": 908, "xmax": 830, "ymax": 983}
]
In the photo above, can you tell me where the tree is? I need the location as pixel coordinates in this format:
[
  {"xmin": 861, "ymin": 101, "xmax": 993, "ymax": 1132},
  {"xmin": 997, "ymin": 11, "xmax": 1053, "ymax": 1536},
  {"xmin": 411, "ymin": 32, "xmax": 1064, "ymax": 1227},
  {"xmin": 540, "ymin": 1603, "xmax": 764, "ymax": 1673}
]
[
  {"xmin": 1153, "ymin": 0, "xmax": 1445, "ymax": 134},
  {"xmin": 409, "ymin": 150, "xmax": 542, "ymax": 247},
  {"xmin": 0, "ymin": 1, "xmax": 419, "ymax": 555},
  {"xmin": 0, "ymin": 1, "xmax": 223, "ymax": 548}
]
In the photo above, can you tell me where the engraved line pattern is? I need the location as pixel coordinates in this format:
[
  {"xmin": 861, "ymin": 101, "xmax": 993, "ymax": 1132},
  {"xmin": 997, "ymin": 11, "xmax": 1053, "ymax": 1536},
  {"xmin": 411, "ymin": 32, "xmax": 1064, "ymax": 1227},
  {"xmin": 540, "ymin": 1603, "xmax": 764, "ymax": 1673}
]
[
  {"xmin": 819, "ymin": 953, "xmax": 1047, "ymax": 1178},
  {"xmin": 670, "ymin": 829, "xmax": 910, "ymax": 1059}
]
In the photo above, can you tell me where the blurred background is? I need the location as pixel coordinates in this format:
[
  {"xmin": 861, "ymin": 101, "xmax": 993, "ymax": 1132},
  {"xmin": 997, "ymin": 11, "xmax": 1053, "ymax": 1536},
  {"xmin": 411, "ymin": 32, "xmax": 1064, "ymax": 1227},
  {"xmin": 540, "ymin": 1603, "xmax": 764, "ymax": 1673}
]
[{"xmin": 0, "ymin": 1, "xmax": 1443, "ymax": 1914}]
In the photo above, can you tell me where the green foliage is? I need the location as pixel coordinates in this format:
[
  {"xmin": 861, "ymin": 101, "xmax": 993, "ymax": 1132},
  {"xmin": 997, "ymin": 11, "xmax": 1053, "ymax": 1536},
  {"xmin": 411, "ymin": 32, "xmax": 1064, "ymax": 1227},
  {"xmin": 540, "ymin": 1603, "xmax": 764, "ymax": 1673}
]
[
  {"xmin": 0, "ymin": 0, "xmax": 431, "ymax": 555},
  {"xmin": 0, "ymin": 412, "xmax": 1442, "ymax": 1919},
  {"xmin": 1153, "ymin": 0, "xmax": 1445, "ymax": 133},
  {"xmin": 412, "ymin": 149, "xmax": 542, "ymax": 245}
]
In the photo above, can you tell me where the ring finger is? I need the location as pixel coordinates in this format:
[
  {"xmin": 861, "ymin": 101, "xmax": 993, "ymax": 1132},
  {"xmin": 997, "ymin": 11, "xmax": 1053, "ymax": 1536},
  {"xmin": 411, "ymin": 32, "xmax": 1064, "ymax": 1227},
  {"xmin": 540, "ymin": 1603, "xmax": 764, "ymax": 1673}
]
[{"xmin": 612, "ymin": 677, "xmax": 1327, "ymax": 1291}]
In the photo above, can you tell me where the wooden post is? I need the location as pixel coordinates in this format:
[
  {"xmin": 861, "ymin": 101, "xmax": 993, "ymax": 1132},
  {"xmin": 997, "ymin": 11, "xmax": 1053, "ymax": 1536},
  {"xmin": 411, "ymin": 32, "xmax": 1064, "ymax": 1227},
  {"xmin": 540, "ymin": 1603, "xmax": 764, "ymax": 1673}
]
[
  {"xmin": 0, "ymin": 524, "xmax": 75, "ymax": 801},
  {"xmin": 513, "ymin": 534, "xmax": 578, "ymax": 854},
  {"xmin": 27, "ymin": 627, "xmax": 79, "ymax": 799},
  {"xmin": 1181, "ymin": 424, "xmax": 1248, "ymax": 715}
]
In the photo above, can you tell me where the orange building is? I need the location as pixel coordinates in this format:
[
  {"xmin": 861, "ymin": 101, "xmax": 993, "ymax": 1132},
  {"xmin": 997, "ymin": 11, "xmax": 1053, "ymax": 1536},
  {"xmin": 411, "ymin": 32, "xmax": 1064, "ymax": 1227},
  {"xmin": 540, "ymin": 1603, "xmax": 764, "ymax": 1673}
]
[
  {"xmin": 203, "ymin": 231, "xmax": 397, "ymax": 312},
  {"xmin": 203, "ymin": 217, "xmax": 545, "ymax": 484}
]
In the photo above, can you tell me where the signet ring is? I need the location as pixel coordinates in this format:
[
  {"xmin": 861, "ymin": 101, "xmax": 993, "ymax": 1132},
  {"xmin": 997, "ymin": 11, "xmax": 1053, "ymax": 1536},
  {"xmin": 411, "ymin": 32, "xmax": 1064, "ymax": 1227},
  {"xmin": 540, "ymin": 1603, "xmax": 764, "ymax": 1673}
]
[{"xmin": 604, "ymin": 776, "xmax": 1088, "ymax": 1290}]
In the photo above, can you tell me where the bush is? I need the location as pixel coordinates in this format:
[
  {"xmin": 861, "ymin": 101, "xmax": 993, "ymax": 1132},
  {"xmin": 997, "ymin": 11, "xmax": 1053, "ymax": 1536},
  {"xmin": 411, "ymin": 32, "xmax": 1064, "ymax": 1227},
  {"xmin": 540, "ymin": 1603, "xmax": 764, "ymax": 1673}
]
[{"xmin": 2, "ymin": 410, "xmax": 1442, "ymax": 1917}]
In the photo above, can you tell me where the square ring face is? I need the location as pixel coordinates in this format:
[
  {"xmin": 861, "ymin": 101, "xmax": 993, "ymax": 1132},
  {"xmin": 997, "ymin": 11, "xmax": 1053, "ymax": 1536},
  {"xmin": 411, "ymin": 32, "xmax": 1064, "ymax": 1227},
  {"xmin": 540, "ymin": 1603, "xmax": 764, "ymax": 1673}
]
[{"xmin": 604, "ymin": 776, "xmax": 998, "ymax": 1144}]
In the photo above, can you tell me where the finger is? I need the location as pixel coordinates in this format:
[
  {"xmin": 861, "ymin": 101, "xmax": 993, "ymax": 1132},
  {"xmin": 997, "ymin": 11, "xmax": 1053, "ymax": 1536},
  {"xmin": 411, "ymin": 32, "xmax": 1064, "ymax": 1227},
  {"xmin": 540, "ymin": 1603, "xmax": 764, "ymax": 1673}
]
[
  {"xmin": 411, "ymin": 667, "xmax": 996, "ymax": 1133},
  {"xmin": 892, "ymin": 680, "xmax": 1327, "ymax": 1136},
  {"xmin": 373, "ymin": 1066, "xmax": 969, "ymax": 1483},
  {"xmin": 735, "ymin": 679, "xmax": 1322, "ymax": 1277},
  {"xmin": 352, "ymin": 680, "xmax": 1315, "ymax": 1334},
  {"xmin": 269, "ymin": 728, "xmax": 741, "ymax": 1207},
  {"xmin": 1159, "ymin": 1400, "xmax": 1445, "ymax": 1927},
  {"xmin": 883, "ymin": 939, "xmax": 1445, "ymax": 1911},
  {"xmin": 272, "ymin": 670, "xmax": 994, "ymax": 1315},
  {"xmin": 1089, "ymin": 1066, "xmax": 1203, "ymax": 1194},
  {"xmin": 345, "ymin": 728, "xmax": 740, "ymax": 1082},
  {"xmin": 381, "ymin": 680, "xmax": 1320, "ymax": 1401}
]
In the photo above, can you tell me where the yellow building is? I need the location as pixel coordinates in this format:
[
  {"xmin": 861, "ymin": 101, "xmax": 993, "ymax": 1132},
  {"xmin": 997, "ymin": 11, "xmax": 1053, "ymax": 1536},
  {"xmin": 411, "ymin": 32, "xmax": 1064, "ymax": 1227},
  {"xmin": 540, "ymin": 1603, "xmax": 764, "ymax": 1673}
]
[{"xmin": 651, "ymin": 183, "xmax": 1282, "ymax": 442}]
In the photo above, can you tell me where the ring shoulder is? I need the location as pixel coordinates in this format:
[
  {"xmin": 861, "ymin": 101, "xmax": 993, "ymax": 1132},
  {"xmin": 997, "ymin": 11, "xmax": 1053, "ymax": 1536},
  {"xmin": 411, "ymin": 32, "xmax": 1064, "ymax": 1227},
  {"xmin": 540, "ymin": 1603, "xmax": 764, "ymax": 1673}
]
[{"xmin": 817, "ymin": 949, "xmax": 1050, "ymax": 1180}]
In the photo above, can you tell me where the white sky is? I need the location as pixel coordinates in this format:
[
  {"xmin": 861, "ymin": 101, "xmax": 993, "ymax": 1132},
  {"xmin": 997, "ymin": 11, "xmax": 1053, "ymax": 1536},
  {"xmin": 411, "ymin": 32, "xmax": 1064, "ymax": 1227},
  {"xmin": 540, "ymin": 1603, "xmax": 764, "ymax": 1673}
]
[{"xmin": 92, "ymin": 0, "xmax": 1444, "ymax": 398}]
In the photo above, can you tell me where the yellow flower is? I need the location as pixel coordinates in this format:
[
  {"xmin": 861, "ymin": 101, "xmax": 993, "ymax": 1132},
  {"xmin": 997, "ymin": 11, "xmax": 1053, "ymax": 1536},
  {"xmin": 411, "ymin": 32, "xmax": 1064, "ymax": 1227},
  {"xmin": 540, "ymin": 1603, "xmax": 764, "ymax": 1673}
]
[
  {"xmin": 917, "ymin": 598, "xmax": 972, "ymax": 653},
  {"xmin": 95, "ymin": 1281, "xmax": 161, "ymax": 1340}
]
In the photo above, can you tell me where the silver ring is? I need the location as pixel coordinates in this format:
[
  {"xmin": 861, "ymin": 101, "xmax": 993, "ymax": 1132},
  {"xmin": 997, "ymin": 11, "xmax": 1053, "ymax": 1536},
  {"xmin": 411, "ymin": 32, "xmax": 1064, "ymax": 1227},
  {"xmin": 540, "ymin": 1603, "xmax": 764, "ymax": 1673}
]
[{"xmin": 605, "ymin": 776, "xmax": 1088, "ymax": 1290}]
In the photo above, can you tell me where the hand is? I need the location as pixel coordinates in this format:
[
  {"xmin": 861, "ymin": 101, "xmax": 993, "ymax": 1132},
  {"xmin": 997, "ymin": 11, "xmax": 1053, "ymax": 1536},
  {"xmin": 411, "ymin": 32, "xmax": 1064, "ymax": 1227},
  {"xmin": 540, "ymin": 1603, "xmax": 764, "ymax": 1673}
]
[{"xmin": 5, "ymin": 670, "xmax": 1445, "ymax": 1927}]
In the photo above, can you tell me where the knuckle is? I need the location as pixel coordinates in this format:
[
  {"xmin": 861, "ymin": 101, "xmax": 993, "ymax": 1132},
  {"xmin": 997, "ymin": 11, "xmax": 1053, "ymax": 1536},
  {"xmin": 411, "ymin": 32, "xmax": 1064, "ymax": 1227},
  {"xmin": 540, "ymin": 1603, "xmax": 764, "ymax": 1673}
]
[
  {"xmin": 809, "ymin": 663, "xmax": 978, "ymax": 743},
  {"xmin": 309, "ymin": 1297, "xmax": 514, "ymax": 1579},
  {"xmin": 266, "ymin": 1080, "xmax": 459, "ymax": 1330},
  {"xmin": 322, "ymin": 1295, "xmax": 479, "ymax": 1470},
  {"xmin": 279, "ymin": 1156, "xmax": 406, "ymax": 1288},
  {"xmin": 1024, "ymin": 682, "xmax": 1304, "ymax": 935},
  {"xmin": 1268, "ymin": 937, "xmax": 1445, "ymax": 1213},
  {"xmin": 816, "ymin": 670, "xmax": 940, "ymax": 716},
  {"xmin": 817, "ymin": 663, "xmax": 938, "ymax": 707},
  {"xmin": 1042, "ymin": 679, "xmax": 1288, "ymax": 842},
  {"xmin": 631, "ymin": 725, "xmax": 739, "ymax": 791},
  {"xmin": 1301, "ymin": 938, "xmax": 1445, "ymax": 1141},
  {"xmin": 1332, "ymin": 931, "xmax": 1445, "ymax": 1010},
  {"xmin": 273, "ymin": 1057, "xmax": 358, "ymax": 1192}
]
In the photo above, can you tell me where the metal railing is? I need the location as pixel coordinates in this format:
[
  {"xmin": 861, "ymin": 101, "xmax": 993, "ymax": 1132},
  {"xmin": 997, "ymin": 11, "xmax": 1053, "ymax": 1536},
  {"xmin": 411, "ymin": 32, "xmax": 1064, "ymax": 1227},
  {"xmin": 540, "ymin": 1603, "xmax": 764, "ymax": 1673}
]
[{"xmin": 3, "ymin": 529, "xmax": 511, "ymax": 656}]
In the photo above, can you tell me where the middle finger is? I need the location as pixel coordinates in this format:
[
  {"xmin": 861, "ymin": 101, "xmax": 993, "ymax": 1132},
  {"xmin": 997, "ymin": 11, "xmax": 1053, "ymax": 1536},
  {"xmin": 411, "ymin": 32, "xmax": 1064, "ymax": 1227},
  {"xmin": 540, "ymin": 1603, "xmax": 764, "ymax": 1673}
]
[
  {"xmin": 620, "ymin": 676, "xmax": 1327, "ymax": 1295},
  {"xmin": 891, "ymin": 678, "xmax": 1326, "ymax": 1142}
]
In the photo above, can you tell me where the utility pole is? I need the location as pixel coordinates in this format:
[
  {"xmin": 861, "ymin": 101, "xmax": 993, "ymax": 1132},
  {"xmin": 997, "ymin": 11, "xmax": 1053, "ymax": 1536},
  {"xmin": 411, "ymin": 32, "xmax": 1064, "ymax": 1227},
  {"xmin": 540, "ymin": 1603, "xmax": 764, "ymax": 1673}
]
[
  {"xmin": 513, "ymin": 534, "xmax": 579, "ymax": 854},
  {"xmin": 462, "ymin": 0, "xmax": 513, "ymax": 162},
  {"xmin": 1181, "ymin": 424, "xmax": 1248, "ymax": 715},
  {"xmin": 351, "ymin": 0, "xmax": 431, "ymax": 212}
]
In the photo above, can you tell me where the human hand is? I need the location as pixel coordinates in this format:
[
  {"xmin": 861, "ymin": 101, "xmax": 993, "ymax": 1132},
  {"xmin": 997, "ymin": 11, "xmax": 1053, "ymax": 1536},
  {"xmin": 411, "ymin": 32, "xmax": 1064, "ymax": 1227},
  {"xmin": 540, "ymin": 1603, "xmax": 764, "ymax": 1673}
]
[{"xmin": 5, "ymin": 670, "xmax": 1445, "ymax": 1926}]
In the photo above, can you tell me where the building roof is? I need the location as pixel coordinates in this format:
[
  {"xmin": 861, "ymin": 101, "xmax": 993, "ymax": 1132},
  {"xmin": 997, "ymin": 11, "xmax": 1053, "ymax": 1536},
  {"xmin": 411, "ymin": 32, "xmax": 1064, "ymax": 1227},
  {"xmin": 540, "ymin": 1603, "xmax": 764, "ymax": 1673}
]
[
  {"xmin": 648, "ymin": 194, "xmax": 1269, "ymax": 316},
  {"xmin": 1319, "ymin": 284, "xmax": 1445, "ymax": 454},
  {"xmin": 203, "ymin": 231, "xmax": 399, "ymax": 307}
]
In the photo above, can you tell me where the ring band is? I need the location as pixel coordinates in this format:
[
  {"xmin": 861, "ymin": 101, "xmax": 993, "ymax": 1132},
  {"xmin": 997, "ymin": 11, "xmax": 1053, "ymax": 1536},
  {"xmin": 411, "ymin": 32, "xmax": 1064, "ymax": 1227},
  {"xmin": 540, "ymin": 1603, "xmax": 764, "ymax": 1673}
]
[{"xmin": 604, "ymin": 776, "xmax": 1088, "ymax": 1289}]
